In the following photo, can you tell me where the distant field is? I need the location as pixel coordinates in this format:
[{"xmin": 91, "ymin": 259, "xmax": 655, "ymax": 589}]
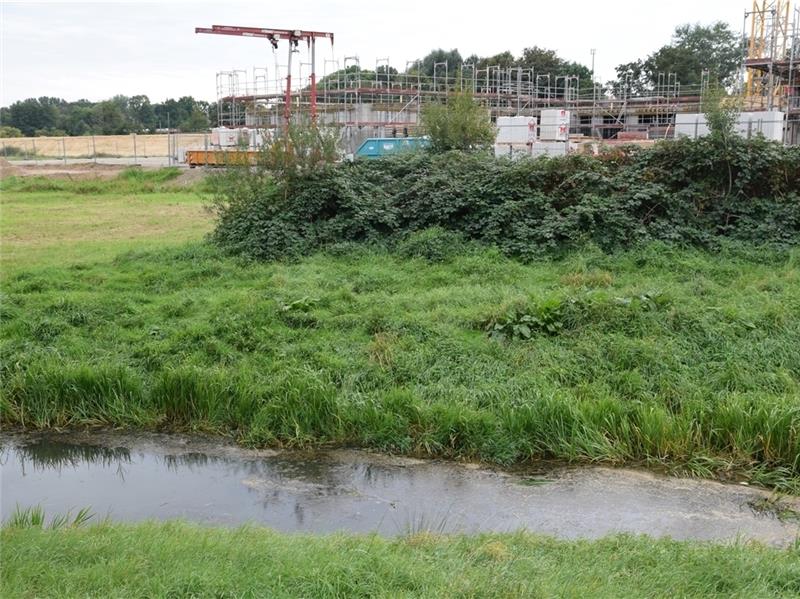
[
  {"xmin": 1, "ymin": 133, "xmax": 207, "ymax": 158},
  {"xmin": 0, "ymin": 173, "xmax": 211, "ymax": 273}
]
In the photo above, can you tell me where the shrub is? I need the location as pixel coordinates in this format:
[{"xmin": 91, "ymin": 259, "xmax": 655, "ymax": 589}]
[
  {"xmin": 396, "ymin": 227, "xmax": 468, "ymax": 262},
  {"xmin": 420, "ymin": 92, "xmax": 495, "ymax": 153},
  {"xmin": 0, "ymin": 126, "xmax": 23, "ymax": 138},
  {"xmin": 211, "ymin": 137, "xmax": 800, "ymax": 261}
]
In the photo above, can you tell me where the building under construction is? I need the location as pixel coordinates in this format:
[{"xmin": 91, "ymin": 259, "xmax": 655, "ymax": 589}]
[{"xmin": 196, "ymin": 1, "xmax": 800, "ymax": 151}]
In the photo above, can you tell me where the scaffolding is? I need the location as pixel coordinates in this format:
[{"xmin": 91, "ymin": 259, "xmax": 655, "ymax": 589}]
[
  {"xmin": 199, "ymin": 7, "xmax": 800, "ymax": 146},
  {"xmin": 744, "ymin": 1, "xmax": 799, "ymax": 111},
  {"xmin": 210, "ymin": 61, "xmax": 704, "ymax": 141}
]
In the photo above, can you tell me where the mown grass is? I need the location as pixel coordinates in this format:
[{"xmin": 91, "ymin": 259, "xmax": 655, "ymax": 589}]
[
  {"xmin": 0, "ymin": 171, "xmax": 211, "ymax": 273},
  {"xmin": 2, "ymin": 520, "xmax": 799, "ymax": 598},
  {"xmin": 2, "ymin": 234, "xmax": 799, "ymax": 489}
]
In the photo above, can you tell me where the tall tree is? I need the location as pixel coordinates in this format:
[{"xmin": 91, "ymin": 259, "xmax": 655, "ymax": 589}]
[
  {"xmin": 476, "ymin": 51, "xmax": 516, "ymax": 69},
  {"xmin": 516, "ymin": 46, "xmax": 566, "ymax": 73},
  {"xmin": 615, "ymin": 22, "xmax": 740, "ymax": 91},
  {"xmin": 92, "ymin": 100, "xmax": 129, "ymax": 134},
  {"xmin": 420, "ymin": 92, "xmax": 494, "ymax": 153},
  {"xmin": 179, "ymin": 108, "xmax": 210, "ymax": 132},
  {"xmin": 128, "ymin": 95, "xmax": 156, "ymax": 132},
  {"xmin": 613, "ymin": 61, "xmax": 650, "ymax": 95},
  {"xmin": 6, "ymin": 98, "xmax": 60, "ymax": 136},
  {"xmin": 60, "ymin": 102, "xmax": 94, "ymax": 135},
  {"xmin": 416, "ymin": 49, "xmax": 463, "ymax": 77}
]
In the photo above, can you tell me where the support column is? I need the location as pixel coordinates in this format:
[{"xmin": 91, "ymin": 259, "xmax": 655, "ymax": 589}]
[
  {"xmin": 310, "ymin": 37, "xmax": 317, "ymax": 124},
  {"xmin": 284, "ymin": 39, "xmax": 294, "ymax": 130}
]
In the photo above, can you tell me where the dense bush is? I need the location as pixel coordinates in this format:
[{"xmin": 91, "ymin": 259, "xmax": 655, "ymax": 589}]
[
  {"xmin": 211, "ymin": 136, "xmax": 800, "ymax": 260},
  {"xmin": 396, "ymin": 227, "xmax": 469, "ymax": 262},
  {"xmin": 419, "ymin": 92, "xmax": 495, "ymax": 153}
]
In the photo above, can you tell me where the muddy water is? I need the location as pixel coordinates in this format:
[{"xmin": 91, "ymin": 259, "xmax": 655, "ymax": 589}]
[{"xmin": 2, "ymin": 431, "xmax": 798, "ymax": 545}]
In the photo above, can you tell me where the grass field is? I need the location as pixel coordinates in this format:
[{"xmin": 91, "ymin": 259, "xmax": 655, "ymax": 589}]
[
  {"xmin": 0, "ymin": 170, "xmax": 211, "ymax": 272},
  {"xmin": 2, "ymin": 172, "xmax": 799, "ymax": 488},
  {"xmin": 3, "ymin": 521, "xmax": 799, "ymax": 598},
  {"xmin": 2, "ymin": 169, "xmax": 799, "ymax": 596}
]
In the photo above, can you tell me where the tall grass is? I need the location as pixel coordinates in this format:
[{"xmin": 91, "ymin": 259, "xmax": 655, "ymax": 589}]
[
  {"xmin": 5, "ymin": 505, "xmax": 94, "ymax": 530},
  {"xmin": 2, "ymin": 241, "xmax": 799, "ymax": 488}
]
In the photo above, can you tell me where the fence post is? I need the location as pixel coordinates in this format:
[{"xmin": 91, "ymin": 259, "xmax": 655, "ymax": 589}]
[
  {"xmin": 31, "ymin": 138, "xmax": 36, "ymax": 160},
  {"xmin": 133, "ymin": 133, "xmax": 137, "ymax": 165},
  {"xmin": 92, "ymin": 135, "xmax": 97, "ymax": 164},
  {"xmin": 62, "ymin": 137, "xmax": 67, "ymax": 165}
]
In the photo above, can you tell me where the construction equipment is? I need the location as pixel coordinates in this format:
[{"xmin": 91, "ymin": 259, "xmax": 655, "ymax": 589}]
[
  {"xmin": 744, "ymin": 1, "xmax": 796, "ymax": 110},
  {"xmin": 196, "ymin": 25, "xmax": 334, "ymax": 128},
  {"xmin": 184, "ymin": 149, "xmax": 260, "ymax": 168}
]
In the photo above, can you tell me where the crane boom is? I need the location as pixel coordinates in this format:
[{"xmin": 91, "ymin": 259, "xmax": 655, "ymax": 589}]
[{"xmin": 196, "ymin": 24, "xmax": 334, "ymax": 126}]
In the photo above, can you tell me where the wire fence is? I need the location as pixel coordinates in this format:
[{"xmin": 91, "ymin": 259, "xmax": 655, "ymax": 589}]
[{"xmin": 0, "ymin": 133, "xmax": 211, "ymax": 166}]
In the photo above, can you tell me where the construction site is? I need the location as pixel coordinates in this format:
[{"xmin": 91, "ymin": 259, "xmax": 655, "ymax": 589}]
[{"xmin": 192, "ymin": 0, "xmax": 800, "ymax": 158}]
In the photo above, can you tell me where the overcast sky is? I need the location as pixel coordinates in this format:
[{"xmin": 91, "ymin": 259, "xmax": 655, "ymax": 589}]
[{"xmin": 2, "ymin": 0, "xmax": 746, "ymax": 106}]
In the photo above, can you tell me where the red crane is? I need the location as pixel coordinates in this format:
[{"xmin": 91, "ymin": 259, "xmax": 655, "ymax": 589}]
[{"xmin": 196, "ymin": 25, "xmax": 334, "ymax": 128}]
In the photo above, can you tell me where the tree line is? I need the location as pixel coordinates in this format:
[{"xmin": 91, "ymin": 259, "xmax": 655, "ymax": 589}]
[
  {"xmin": 1, "ymin": 21, "xmax": 740, "ymax": 138},
  {"xmin": 0, "ymin": 95, "xmax": 214, "ymax": 138}
]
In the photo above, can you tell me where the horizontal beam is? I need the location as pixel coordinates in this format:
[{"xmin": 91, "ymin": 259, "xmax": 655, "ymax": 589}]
[
  {"xmin": 195, "ymin": 24, "xmax": 333, "ymax": 44},
  {"xmin": 195, "ymin": 27, "xmax": 275, "ymax": 40}
]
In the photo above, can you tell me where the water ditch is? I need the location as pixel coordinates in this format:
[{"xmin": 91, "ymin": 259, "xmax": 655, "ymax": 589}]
[{"xmin": 2, "ymin": 430, "xmax": 798, "ymax": 546}]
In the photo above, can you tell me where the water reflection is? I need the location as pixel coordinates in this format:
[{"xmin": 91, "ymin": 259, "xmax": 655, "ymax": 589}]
[
  {"xmin": 13, "ymin": 440, "xmax": 131, "ymax": 473},
  {"xmin": 2, "ymin": 433, "xmax": 796, "ymax": 544}
]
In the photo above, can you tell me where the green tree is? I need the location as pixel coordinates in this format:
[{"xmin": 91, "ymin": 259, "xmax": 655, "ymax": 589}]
[
  {"xmin": 476, "ymin": 51, "xmax": 516, "ymax": 69},
  {"xmin": 7, "ymin": 98, "xmax": 60, "ymax": 136},
  {"xmin": 615, "ymin": 22, "xmax": 740, "ymax": 91},
  {"xmin": 92, "ymin": 100, "xmax": 129, "ymax": 134},
  {"xmin": 420, "ymin": 92, "xmax": 494, "ymax": 153},
  {"xmin": 179, "ymin": 108, "xmax": 210, "ymax": 132},
  {"xmin": 651, "ymin": 23, "xmax": 740, "ymax": 86},
  {"xmin": 0, "ymin": 125, "xmax": 23, "ymax": 137},
  {"xmin": 60, "ymin": 101, "xmax": 94, "ymax": 136},
  {"xmin": 702, "ymin": 81, "xmax": 743, "ymax": 195},
  {"xmin": 517, "ymin": 47, "xmax": 592, "ymax": 89},
  {"xmin": 417, "ymin": 49, "xmax": 463, "ymax": 77},
  {"xmin": 128, "ymin": 95, "xmax": 156, "ymax": 131},
  {"xmin": 613, "ymin": 60, "xmax": 650, "ymax": 95},
  {"xmin": 702, "ymin": 82, "xmax": 741, "ymax": 142}
]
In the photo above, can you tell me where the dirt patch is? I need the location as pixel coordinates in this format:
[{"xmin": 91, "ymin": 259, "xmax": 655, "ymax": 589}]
[
  {"xmin": 167, "ymin": 168, "xmax": 208, "ymax": 189},
  {"xmin": 9, "ymin": 162, "xmax": 125, "ymax": 180},
  {"xmin": 0, "ymin": 157, "xmax": 22, "ymax": 178}
]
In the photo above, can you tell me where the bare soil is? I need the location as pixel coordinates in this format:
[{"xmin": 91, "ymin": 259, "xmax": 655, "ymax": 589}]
[
  {"xmin": 0, "ymin": 157, "xmax": 22, "ymax": 178},
  {"xmin": 1, "ymin": 161, "xmax": 124, "ymax": 180}
]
